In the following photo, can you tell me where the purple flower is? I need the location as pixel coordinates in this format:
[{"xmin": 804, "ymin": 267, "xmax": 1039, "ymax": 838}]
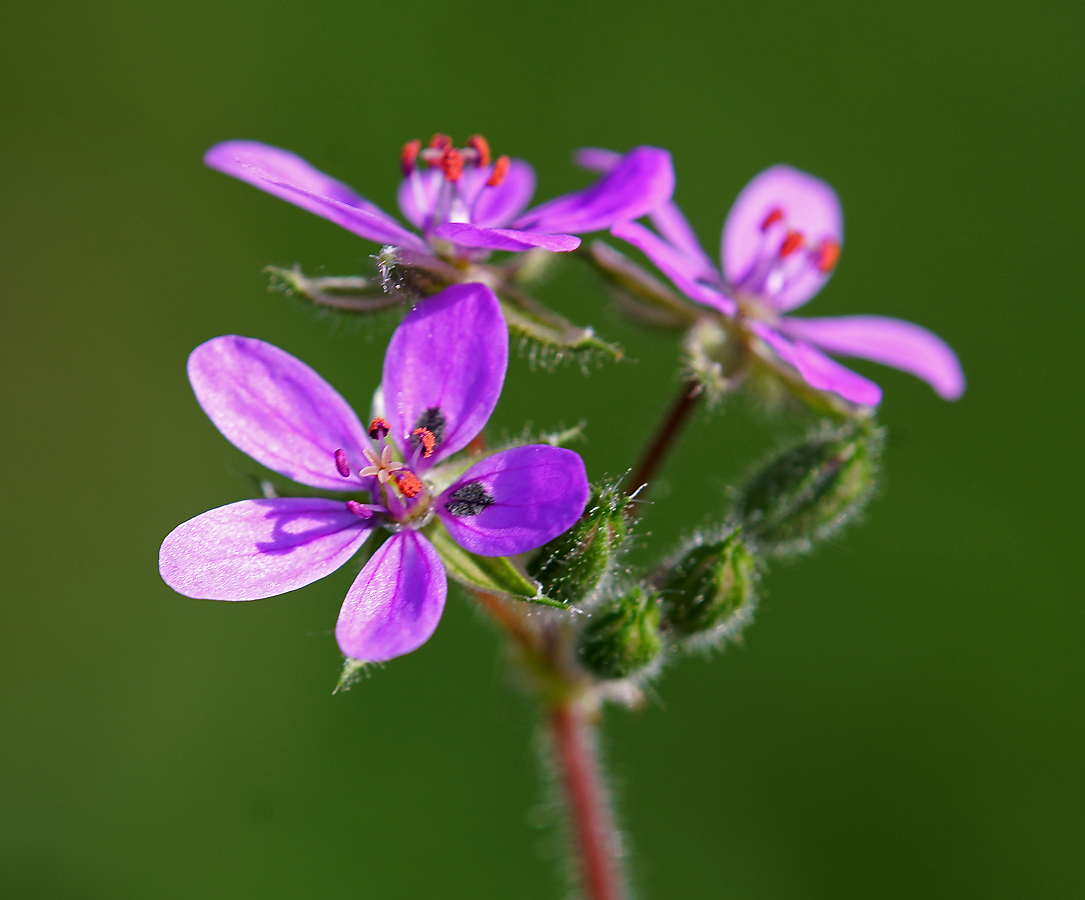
[
  {"xmin": 204, "ymin": 134, "xmax": 674, "ymax": 259},
  {"xmin": 159, "ymin": 283, "xmax": 590, "ymax": 662},
  {"xmin": 595, "ymin": 158, "xmax": 965, "ymax": 406}
]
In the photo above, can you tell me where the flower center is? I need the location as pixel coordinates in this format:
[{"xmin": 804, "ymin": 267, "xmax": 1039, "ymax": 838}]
[
  {"xmin": 400, "ymin": 134, "xmax": 513, "ymax": 236},
  {"xmin": 734, "ymin": 205, "xmax": 841, "ymax": 306}
]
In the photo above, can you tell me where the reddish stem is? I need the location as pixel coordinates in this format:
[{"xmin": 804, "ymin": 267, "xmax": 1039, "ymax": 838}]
[
  {"xmin": 549, "ymin": 701, "xmax": 626, "ymax": 900},
  {"xmin": 625, "ymin": 380, "xmax": 702, "ymax": 498}
]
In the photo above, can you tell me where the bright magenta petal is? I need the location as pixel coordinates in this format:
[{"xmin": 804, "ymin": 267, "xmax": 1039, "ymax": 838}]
[
  {"xmin": 205, "ymin": 141, "xmax": 427, "ymax": 251},
  {"xmin": 436, "ymin": 445, "xmax": 589, "ymax": 556},
  {"xmin": 752, "ymin": 323, "xmax": 882, "ymax": 406},
  {"xmin": 434, "ymin": 223, "xmax": 580, "ymax": 253},
  {"xmin": 723, "ymin": 165, "xmax": 842, "ymax": 311},
  {"xmin": 467, "ymin": 159, "xmax": 537, "ymax": 228},
  {"xmin": 188, "ymin": 335, "xmax": 370, "ymax": 491},
  {"xmin": 611, "ymin": 220, "xmax": 735, "ymax": 315},
  {"xmin": 382, "ymin": 283, "xmax": 508, "ymax": 465},
  {"xmin": 780, "ymin": 315, "xmax": 966, "ymax": 400},
  {"xmin": 160, "ymin": 499, "xmax": 372, "ymax": 600},
  {"xmin": 335, "ymin": 531, "xmax": 447, "ymax": 662},
  {"xmin": 514, "ymin": 146, "xmax": 675, "ymax": 235}
]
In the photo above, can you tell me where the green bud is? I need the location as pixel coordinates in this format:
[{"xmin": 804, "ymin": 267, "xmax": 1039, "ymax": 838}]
[
  {"xmin": 660, "ymin": 528, "xmax": 758, "ymax": 637},
  {"xmin": 736, "ymin": 420, "xmax": 883, "ymax": 555},
  {"xmin": 579, "ymin": 585, "xmax": 663, "ymax": 679},
  {"xmin": 527, "ymin": 482, "xmax": 630, "ymax": 606}
]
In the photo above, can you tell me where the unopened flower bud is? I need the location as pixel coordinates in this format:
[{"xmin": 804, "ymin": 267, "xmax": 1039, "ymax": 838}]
[
  {"xmin": 660, "ymin": 528, "xmax": 757, "ymax": 637},
  {"xmin": 579, "ymin": 585, "xmax": 662, "ymax": 679},
  {"xmin": 736, "ymin": 420, "xmax": 883, "ymax": 555},
  {"xmin": 527, "ymin": 482, "xmax": 629, "ymax": 606}
]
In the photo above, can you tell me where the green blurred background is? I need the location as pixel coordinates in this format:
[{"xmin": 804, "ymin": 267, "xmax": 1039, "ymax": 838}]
[{"xmin": 2, "ymin": 1, "xmax": 1081, "ymax": 897}]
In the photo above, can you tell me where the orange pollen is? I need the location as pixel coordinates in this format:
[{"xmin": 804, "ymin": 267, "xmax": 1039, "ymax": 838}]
[
  {"xmin": 441, "ymin": 148, "xmax": 464, "ymax": 181},
  {"xmin": 467, "ymin": 135, "xmax": 491, "ymax": 167},
  {"xmin": 487, "ymin": 155, "xmax": 511, "ymax": 187},
  {"xmin": 760, "ymin": 207, "xmax": 785, "ymax": 231},
  {"xmin": 428, "ymin": 133, "xmax": 452, "ymax": 151},
  {"xmin": 400, "ymin": 139, "xmax": 421, "ymax": 176},
  {"xmin": 393, "ymin": 470, "xmax": 423, "ymax": 499},
  {"xmin": 815, "ymin": 239, "xmax": 841, "ymax": 273},
  {"xmin": 368, "ymin": 417, "xmax": 390, "ymax": 440},
  {"xmin": 412, "ymin": 427, "xmax": 436, "ymax": 458},
  {"xmin": 779, "ymin": 230, "xmax": 804, "ymax": 258}
]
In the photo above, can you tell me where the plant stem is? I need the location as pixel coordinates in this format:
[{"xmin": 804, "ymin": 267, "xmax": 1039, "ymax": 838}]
[
  {"xmin": 549, "ymin": 700, "xmax": 626, "ymax": 900},
  {"xmin": 625, "ymin": 380, "xmax": 702, "ymax": 498}
]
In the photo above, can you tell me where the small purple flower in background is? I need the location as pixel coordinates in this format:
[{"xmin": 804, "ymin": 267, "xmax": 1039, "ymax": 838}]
[
  {"xmin": 583, "ymin": 153, "xmax": 965, "ymax": 406},
  {"xmin": 159, "ymin": 283, "xmax": 590, "ymax": 661},
  {"xmin": 204, "ymin": 134, "xmax": 674, "ymax": 258}
]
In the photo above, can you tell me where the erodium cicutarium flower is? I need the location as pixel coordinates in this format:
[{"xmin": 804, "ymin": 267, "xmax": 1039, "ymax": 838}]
[
  {"xmin": 594, "ymin": 157, "xmax": 965, "ymax": 406},
  {"xmin": 159, "ymin": 283, "xmax": 590, "ymax": 661},
  {"xmin": 204, "ymin": 134, "xmax": 674, "ymax": 259}
]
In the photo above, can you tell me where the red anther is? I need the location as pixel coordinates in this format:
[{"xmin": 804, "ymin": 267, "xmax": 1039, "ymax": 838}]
[
  {"xmin": 346, "ymin": 500, "xmax": 373, "ymax": 520},
  {"xmin": 368, "ymin": 417, "xmax": 390, "ymax": 440},
  {"xmin": 441, "ymin": 148, "xmax": 464, "ymax": 182},
  {"xmin": 428, "ymin": 133, "xmax": 452, "ymax": 151},
  {"xmin": 334, "ymin": 448, "xmax": 351, "ymax": 478},
  {"xmin": 412, "ymin": 427, "xmax": 436, "ymax": 458},
  {"xmin": 760, "ymin": 207, "xmax": 785, "ymax": 231},
  {"xmin": 400, "ymin": 139, "xmax": 421, "ymax": 176},
  {"xmin": 467, "ymin": 135, "xmax": 491, "ymax": 167},
  {"xmin": 393, "ymin": 470, "xmax": 424, "ymax": 499},
  {"xmin": 815, "ymin": 239, "xmax": 841, "ymax": 273},
  {"xmin": 487, "ymin": 155, "xmax": 511, "ymax": 187},
  {"xmin": 779, "ymin": 230, "xmax": 804, "ymax": 258}
]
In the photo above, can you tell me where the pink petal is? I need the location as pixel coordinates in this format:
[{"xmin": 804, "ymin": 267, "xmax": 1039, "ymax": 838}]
[
  {"xmin": 780, "ymin": 315, "xmax": 966, "ymax": 400},
  {"xmin": 382, "ymin": 283, "xmax": 508, "ymax": 466},
  {"xmin": 160, "ymin": 499, "xmax": 372, "ymax": 600},
  {"xmin": 610, "ymin": 220, "xmax": 735, "ymax": 315},
  {"xmin": 188, "ymin": 336, "xmax": 370, "ymax": 491},
  {"xmin": 434, "ymin": 223, "xmax": 580, "ymax": 253},
  {"xmin": 436, "ymin": 445, "xmax": 590, "ymax": 556},
  {"xmin": 752, "ymin": 322, "xmax": 882, "ymax": 406},
  {"xmin": 335, "ymin": 531, "xmax": 447, "ymax": 662},
  {"xmin": 205, "ymin": 141, "xmax": 428, "ymax": 251},
  {"xmin": 467, "ymin": 159, "xmax": 537, "ymax": 228},
  {"xmin": 723, "ymin": 165, "xmax": 843, "ymax": 311}
]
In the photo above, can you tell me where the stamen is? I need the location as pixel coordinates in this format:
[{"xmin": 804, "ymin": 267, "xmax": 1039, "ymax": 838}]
[
  {"xmin": 368, "ymin": 417, "xmax": 390, "ymax": 440},
  {"xmin": 346, "ymin": 500, "xmax": 373, "ymax": 520},
  {"xmin": 441, "ymin": 148, "xmax": 464, "ymax": 182},
  {"xmin": 428, "ymin": 133, "xmax": 452, "ymax": 152},
  {"xmin": 412, "ymin": 427, "xmax": 437, "ymax": 458},
  {"xmin": 393, "ymin": 470, "xmax": 424, "ymax": 499},
  {"xmin": 814, "ymin": 239, "xmax": 841, "ymax": 273},
  {"xmin": 760, "ymin": 207, "xmax": 785, "ymax": 231},
  {"xmin": 413, "ymin": 407, "xmax": 447, "ymax": 444},
  {"xmin": 334, "ymin": 448, "xmax": 351, "ymax": 478},
  {"xmin": 779, "ymin": 230, "xmax": 804, "ymax": 258},
  {"xmin": 400, "ymin": 139, "xmax": 421, "ymax": 176},
  {"xmin": 467, "ymin": 135, "xmax": 491, "ymax": 167},
  {"xmin": 487, "ymin": 155, "xmax": 511, "ymax": 187}
]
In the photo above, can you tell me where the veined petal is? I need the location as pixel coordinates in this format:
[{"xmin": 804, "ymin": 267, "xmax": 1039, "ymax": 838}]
[
  {"xmin": 188, "ymin": 335, "xmax": 370, "ymax": 491},
  {"xmin": 160, "ymin": 499, "xmax": 372, "ymax": 600},
  {"xmin": 434, "ymin": 223, "xmax": 581, "ymax": 253},
  {"xmin": 723, "ymin": 164, "xmax": 843, "ymax": 311},
  {"xmin": 780, "ymin": 315, "xmax": 966, "ymax": 400},
  {"xmin": 513, "ymin": 146, "xmax": 675, "ymax": 235},
  {"xmin": 397, "ymin": 167, "xmax": 443, "ymax": 229},
  {"xmin": 751, "ymin": 322, "xmax": 882, "ymax": 407},
  {"xmin": 467, "ymin": 159, "xmax": 536, "ymax": 228},
  {"xmin": 335, "ymin": 531, "xmax": 447, "ymax": 662},
  {"xmin": 611, "ymin": 220, "xmax": 735, "ymax": 315},
  {"xmin": 205, "ymin": 141, "xmax": 427, "ymax": 251},
  {"xmin": 436, "ymin": 445, "xmax": 589, "ymax": 556},
  {"xmin": 382, "ymin": 283, "xmax": 507, "ymax": 466}
]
